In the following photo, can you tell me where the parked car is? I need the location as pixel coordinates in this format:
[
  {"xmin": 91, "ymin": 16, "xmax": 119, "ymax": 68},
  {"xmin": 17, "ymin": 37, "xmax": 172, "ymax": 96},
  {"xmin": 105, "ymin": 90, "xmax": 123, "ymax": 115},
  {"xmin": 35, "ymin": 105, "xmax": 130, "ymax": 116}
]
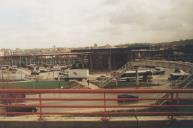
[
  {"xmin": 153, "ymin": 67, "xmax": 166, "ymax": 75},
  {"xmin": 96, "ymin": 75, "xmax": 109, "ymax": 81},
  {"xmin": 31, "ymin": 70, "xmax": 40, "ymax": 75},
  {"xmin": 6, "ymin": 104, "xmax": 37, "ymax": 116},
  {"xmin": 39, "ymin": 67, "xmax": 48, "ymax": 72},
  {"xmin": 9, "ymin": 66, "xmax": 17, "ymax": 73},
  {"xmin": 1, "ymin": 66, "xmax": 7, "ymax": 70},
  {"xmin": 117, "ymin": 94, "xmax": 139, "ymax": 103}
]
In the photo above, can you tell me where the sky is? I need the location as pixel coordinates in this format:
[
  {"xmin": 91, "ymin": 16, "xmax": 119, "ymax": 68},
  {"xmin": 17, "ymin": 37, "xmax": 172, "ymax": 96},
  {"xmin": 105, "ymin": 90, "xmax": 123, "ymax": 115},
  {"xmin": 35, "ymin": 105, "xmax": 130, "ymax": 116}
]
[{"xmin": 0, "ymin": 0, "xmax": 193, "ymax": 48}]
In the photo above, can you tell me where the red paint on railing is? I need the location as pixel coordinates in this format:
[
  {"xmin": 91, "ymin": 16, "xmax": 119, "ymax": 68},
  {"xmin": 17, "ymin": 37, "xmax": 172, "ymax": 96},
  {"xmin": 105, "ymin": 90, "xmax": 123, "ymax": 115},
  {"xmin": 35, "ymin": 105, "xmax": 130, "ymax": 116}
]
[
  {"xmin": 0, "ymin": 89, "xmax": 193, "ymax": 120},
  {"xmin": 0, "ymin": 88, "xmax": 193, "ymax": 93}
]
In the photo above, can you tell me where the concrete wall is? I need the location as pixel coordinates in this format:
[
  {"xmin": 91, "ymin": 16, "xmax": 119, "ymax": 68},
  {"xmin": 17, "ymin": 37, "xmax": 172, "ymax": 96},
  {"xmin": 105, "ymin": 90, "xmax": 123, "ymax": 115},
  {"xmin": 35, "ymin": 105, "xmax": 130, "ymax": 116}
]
[{"xmin": 0, "ymin": 120, "xmax": 193, "ymax": 128}]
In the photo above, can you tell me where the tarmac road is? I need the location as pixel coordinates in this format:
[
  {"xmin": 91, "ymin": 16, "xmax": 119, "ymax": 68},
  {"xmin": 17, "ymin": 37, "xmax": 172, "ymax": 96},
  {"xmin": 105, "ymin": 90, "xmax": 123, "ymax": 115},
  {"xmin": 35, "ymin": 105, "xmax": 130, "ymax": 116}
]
[{"xmin": 26, "ymin": 91, "xmax": 163, "ymax": 113}]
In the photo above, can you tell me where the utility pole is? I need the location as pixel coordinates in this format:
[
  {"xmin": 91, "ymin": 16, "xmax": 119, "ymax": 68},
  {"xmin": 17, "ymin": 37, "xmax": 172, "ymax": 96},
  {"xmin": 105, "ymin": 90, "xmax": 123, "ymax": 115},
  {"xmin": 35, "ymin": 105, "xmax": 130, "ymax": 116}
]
[{"xmin": 134, "ymin": 66, "xmax": 139, "ymax": 87}]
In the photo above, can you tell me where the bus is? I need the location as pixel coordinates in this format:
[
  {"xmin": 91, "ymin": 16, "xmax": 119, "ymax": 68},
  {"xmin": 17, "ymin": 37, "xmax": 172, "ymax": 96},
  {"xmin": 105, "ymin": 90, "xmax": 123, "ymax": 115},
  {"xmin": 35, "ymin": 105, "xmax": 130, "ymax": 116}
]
[{"xmin": 120, "ymin": 70, "xmax": 153, "ymax": 82}]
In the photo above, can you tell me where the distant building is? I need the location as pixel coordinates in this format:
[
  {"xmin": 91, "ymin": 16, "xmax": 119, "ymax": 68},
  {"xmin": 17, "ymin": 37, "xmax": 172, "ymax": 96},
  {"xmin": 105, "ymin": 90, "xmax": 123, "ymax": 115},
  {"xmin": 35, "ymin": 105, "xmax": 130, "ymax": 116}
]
[
  {"xmin": 0, "ymin": 50, "xmax": 4, "ymax": 56},
  {"xmin": 0, "ymin": 49, "xmax": 13, "ymax": 56}
]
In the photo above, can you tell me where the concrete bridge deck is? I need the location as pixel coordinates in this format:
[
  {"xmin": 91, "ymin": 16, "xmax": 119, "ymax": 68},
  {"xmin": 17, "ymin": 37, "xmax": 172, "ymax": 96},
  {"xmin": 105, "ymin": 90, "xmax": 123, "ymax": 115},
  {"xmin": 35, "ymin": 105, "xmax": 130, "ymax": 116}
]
[{"xmin": 0, "ymin": 116, "xmax": 193, "ymax": 128}]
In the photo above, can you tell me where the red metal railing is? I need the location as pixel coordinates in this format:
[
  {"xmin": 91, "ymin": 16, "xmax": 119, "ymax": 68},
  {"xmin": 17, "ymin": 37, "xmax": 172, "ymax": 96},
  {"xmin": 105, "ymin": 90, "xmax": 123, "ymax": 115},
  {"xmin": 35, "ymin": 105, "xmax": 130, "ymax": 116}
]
[{"xmin": 0, "ymin": 89, "xmax": 193, "ymax": 120}]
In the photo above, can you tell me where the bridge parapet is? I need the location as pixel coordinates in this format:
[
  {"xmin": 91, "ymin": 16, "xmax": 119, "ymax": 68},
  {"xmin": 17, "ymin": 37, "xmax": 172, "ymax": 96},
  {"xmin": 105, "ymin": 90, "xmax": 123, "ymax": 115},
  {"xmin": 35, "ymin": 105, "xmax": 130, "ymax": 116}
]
[{"xmin": 0, "ymin": 89, "xmax": 193, "ymax": 121}]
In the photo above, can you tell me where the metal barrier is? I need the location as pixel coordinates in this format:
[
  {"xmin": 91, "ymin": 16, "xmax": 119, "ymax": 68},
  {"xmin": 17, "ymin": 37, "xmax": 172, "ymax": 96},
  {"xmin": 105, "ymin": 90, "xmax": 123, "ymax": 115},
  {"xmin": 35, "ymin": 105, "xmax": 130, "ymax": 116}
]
[{"xmin": 0, "ymin": 89, "xmax": 193, "ymax": 120}]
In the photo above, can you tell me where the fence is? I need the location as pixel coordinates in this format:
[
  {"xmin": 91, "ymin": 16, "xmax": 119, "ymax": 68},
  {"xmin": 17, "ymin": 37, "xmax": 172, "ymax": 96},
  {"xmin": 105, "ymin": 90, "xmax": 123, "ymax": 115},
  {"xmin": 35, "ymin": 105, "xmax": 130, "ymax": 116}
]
[{"xmin": 0, "ymin": 89, "xmax": 193, "ymax": 120}]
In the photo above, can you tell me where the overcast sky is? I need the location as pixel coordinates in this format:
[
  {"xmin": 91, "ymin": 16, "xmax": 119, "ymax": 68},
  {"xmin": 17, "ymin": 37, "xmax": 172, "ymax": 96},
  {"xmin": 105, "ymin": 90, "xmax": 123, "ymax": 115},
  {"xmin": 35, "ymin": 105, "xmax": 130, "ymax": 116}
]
[{"xmin": 0, "ymin": 0, "xmax": 193, "ymax": 48}]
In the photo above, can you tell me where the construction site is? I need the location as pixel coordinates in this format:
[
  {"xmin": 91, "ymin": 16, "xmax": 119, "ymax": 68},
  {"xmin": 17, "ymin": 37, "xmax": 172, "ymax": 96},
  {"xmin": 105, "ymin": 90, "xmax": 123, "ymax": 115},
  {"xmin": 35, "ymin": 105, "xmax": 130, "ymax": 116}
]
[
  {"xmin": 0, "ymin": 42, "xmax": 193, "ymax": 128},
  {"xmin": 0, "ymin": 0, "xmax": 193, "ymax": 127}
]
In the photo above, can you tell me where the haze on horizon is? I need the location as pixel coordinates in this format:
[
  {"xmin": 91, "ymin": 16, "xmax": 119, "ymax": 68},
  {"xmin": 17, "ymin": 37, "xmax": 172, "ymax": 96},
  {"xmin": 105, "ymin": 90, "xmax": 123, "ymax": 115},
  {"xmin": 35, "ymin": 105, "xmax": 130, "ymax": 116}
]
[{"xmin": 0, "ymin": 0, "xmax": 193, "ymax": 49}]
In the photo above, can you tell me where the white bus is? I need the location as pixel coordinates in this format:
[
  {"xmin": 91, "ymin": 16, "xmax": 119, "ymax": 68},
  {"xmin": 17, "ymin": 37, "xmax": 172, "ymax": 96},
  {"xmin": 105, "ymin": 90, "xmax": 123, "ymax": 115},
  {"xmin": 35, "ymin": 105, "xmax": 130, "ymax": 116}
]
[{"xmin": 120, "ymin": 70, "xmax": 153, "ymax": 82}]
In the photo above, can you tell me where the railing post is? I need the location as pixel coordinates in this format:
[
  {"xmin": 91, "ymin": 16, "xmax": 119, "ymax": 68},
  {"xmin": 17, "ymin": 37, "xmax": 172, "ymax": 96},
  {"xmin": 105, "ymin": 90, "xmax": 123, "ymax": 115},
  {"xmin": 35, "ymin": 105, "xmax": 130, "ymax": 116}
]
[
  {"xmin": 104, "ymin": 92, "xmax": 106, "ymax": 113},
  {"xmin": 38, "ymin": 93, "xmax": 43, "ymax": 120},
  {"xmin": 176, "ymin": 93, "xmax": 179, "ymax": 104},
  {"xmin": 168, "ymin": 92, "xmax": 175, "ymax": 120},
  {"xmin": 101, "ymin": 92, "xmax": 110, "ymax": 121}
]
